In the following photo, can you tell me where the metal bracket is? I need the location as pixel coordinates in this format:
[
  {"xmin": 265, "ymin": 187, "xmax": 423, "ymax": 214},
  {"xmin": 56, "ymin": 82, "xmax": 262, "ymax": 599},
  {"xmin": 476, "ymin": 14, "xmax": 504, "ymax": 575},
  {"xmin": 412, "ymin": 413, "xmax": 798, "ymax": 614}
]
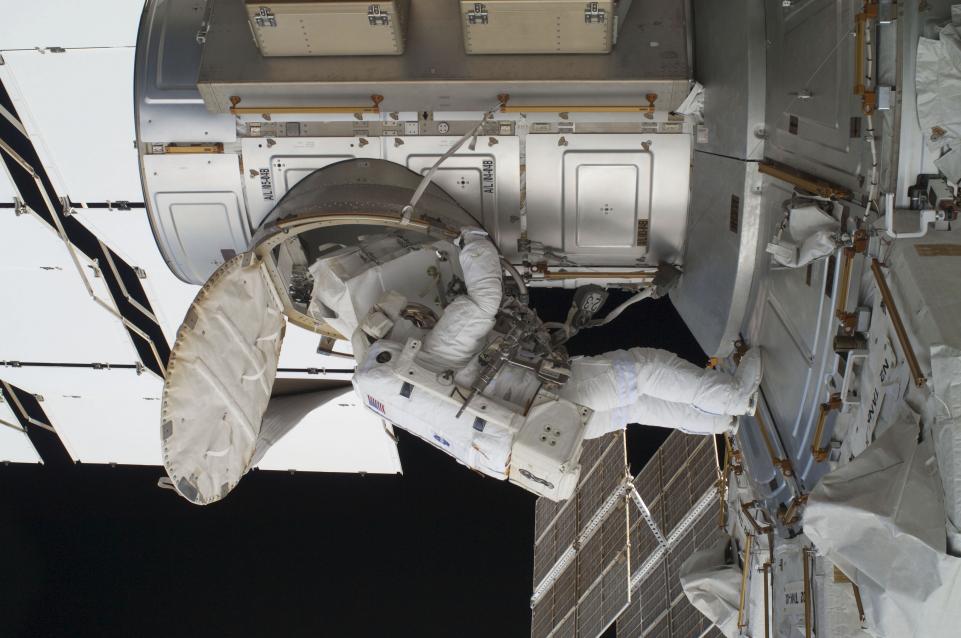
[
  {"xmin": 367, "ymin": 5, "xmax": 390, "ymax": 25},
  {"xmin": 467, "ymin": 3, "xmax": 489, "ymax": 24},
  {"xmin": 628, "ymin": 484, "xmax": 667, "ymax": 547},
  {"xmin": 584, "ymin": 2, "xmax": 606, "ymax": 23},
  {"xmin": 254, "ymin": 7, "xmax": 277, "ymax": 28}
]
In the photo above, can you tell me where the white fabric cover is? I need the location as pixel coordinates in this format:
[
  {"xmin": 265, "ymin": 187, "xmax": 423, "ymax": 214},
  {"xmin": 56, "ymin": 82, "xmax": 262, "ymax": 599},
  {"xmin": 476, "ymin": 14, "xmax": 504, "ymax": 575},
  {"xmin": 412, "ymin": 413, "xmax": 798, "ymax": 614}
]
[
  {"xmin": 559, "ymin": 348, "xmax": 758, "ymax": 438},
  {"xmin": 161, "ymin": 255, "xmax": 285, "ymax": 505},
  {"xmin": 917, "ymin": 7, "xmax": 961, "ymax": 183},
  {"xmin": 679, "ymin": 535, "xmax": 742, "ymax": 638},
  {"xmin": 803, "ymin": 421, "xmax": 961, "ymax": 638},
  {"xmin": 676, "ymin": 81, "xmax": 705, "ymax": 123},
  {"xmin": 251, "ymin": 386, "xmax": 350, "ymax": 467},
  {"xmin": 308, "ymin": 234, "xmax": 454, "ymax": 340},
  {"xmin": 421, "ymin": 229, "xmax": 503, "ymax": 367},
  {"xmin": 930, "ymin": 345, "xmax": 961, "ymax": 552},
  {"xmin": 766, "ymin": 204, "xmax": 838, "ymax": 268},
  {"xmin": 352, "ymin": 340, "xmax": 514, "ymax": 479}
]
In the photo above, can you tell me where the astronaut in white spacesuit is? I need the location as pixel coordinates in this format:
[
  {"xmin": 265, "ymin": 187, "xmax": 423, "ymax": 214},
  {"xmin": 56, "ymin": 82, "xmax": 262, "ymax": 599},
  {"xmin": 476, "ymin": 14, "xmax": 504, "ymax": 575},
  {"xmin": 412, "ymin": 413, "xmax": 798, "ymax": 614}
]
[{"xmin": 351, "ymin": 227, "xmax": 762, "ymax": 444}]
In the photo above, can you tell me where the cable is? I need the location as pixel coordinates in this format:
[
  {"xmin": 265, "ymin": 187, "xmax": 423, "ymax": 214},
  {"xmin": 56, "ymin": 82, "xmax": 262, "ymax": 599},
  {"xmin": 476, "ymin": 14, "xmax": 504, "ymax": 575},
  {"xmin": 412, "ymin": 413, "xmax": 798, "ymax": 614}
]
[
  {"xmin": 935, "ymin": 394, "xmax": 954, "ymax": 420},
  {"xmin": 401, "ymin": 106, "xmax": 499, "ymax": 224},
  {"xmin": 587, "ymin": 287, "xmax": 654, "ymax": 328}
]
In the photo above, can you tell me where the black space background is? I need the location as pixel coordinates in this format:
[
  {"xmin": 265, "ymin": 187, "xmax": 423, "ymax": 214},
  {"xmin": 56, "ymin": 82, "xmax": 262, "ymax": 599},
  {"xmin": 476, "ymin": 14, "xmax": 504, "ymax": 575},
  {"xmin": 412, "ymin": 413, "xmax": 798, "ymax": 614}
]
[{"xmin": 0, "ymin": 292, "xmax": 706, "ymax": 638}]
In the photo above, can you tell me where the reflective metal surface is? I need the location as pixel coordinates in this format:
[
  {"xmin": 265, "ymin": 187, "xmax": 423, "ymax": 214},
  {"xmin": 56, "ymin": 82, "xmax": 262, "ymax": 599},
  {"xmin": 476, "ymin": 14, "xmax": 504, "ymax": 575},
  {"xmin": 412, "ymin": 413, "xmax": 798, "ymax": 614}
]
[
  {"xmin": 386, "ymin": 136, "xmax": 522, "ymax": 257},
  {"xmin": 526, "ymin": 134, "xmax": 691, "ymax": 267},
  {"xmin": 692, "ymin": 0, "xmax": 767, "ymax": 160},
  {"xmin": 671, "ymin": 152, "xmax": 763, "ymax": 357},
  {"xmin": 141, "ymin": 154, "xmax": 250, "ymax": 283}
]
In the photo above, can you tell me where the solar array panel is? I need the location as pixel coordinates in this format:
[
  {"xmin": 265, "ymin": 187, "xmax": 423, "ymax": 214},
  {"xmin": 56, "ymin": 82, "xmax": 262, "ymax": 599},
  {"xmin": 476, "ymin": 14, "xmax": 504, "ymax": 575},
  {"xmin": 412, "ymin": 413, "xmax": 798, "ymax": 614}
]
[
  {"xmin": 531, "ymin": 432, "xmax": 630, "ymax": 638},
  {"xmin": 616, "ymin": 432, "xmax": 723, "ymax": 638},
  {"xmin": 530, "ymin": 429, "xmax": 723, "ymax": 638}
]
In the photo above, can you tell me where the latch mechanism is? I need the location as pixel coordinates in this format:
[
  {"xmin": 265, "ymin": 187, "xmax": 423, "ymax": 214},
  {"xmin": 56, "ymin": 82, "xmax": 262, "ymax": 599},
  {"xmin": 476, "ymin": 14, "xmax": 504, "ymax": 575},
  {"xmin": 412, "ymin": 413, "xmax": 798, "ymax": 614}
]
[
  {"xmin": 368, "ymin": 5, "xmax": 390, "ymax": 26},
  {"xmin": 254, "ymin": 7, "xmax": 277, "ymax": 27},
  {"xmin": 584, "ymin": 2, "xmax": 606, "ymax": 23},
  {"xmin": 467, "ymin": 3, "xmax": 489, "ymax": 24}
]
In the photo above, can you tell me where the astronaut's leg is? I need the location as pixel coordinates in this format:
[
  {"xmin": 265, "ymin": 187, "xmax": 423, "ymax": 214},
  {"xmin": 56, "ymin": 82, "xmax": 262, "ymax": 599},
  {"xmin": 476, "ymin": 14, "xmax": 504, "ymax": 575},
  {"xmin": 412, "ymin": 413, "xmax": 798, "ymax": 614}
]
[
  {"xmin": 585, "ymin": 398, "xmax": 734, "ymax": 439},
  {"xmin": 560, "ymin": 347, "xmax": 761, "ymax": 416}
]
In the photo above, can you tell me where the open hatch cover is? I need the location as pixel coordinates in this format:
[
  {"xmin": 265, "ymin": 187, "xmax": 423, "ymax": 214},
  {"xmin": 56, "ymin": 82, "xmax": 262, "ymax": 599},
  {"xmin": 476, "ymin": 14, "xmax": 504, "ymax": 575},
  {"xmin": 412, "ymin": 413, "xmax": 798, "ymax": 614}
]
[{"xmin": 161, "ymin": 253, "xmax": 286, "ymax": 504}]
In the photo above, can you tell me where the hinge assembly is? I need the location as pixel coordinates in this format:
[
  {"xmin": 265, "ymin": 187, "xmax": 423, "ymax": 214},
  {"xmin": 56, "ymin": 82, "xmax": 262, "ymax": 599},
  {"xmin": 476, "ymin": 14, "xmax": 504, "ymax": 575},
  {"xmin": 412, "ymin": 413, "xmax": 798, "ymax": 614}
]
[
  {"xmin": 368, "ymin": 5, "xmax": 390, "ymax": 25},
  {"xmin": 254, "ymin": 7, "xmax": 277, "ymax": 27},
  {"xmin": 584, "ymin": 2, "xmax": 606, "ymax": 23},
  {"xmin": 467, "ymin": 3, "xmax": 489, "ymax": 24}
]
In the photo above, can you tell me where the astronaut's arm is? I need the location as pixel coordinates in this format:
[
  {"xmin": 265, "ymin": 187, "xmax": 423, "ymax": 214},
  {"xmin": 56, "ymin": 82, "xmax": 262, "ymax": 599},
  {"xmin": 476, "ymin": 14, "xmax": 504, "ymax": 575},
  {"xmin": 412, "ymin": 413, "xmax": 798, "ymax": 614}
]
[
  {"xmin": 452, "ymin": 227, "xmax": 503, "ymax": 316},
  {"xmin": 421, "ymin": 228, "xmax": 503, "ymax": 365}
]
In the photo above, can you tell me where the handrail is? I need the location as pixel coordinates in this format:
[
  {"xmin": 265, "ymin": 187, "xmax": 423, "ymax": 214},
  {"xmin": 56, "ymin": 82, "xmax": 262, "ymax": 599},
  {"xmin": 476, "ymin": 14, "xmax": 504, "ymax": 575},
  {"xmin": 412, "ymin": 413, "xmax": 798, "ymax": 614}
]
[
  {"xmin": 497, "ymin": 92, "xmax": 658, "ymax": 117},
  {"xmin": 870, "ymin": 258, "xmax": 926, "ymax": 386},
  {"xmin": 228, "ymin": 94, "xmax": 383, "ymax": 116},
  {"xmin": 737, "ymin": 535, "xmax": 754, "ymax": 629},
  {"xmin": 812, "ymin": 393, "xmax": 842, "ymax": 462}
]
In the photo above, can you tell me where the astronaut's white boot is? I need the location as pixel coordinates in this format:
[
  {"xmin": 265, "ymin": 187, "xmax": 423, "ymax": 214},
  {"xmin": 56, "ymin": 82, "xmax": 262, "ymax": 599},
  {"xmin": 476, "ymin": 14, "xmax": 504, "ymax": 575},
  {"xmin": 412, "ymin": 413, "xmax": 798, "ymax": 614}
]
[{"xmin": 729, "ymin": 348, "xmax": 762, "ymax": 415}]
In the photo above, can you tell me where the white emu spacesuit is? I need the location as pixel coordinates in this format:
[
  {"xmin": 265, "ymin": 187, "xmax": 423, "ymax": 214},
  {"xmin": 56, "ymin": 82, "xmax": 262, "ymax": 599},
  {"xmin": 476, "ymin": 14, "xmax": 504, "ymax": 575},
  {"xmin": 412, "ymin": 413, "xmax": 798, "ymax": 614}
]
[{"xmin": 350, "ymin": 229, "xmax": 761, "ymax": 470}]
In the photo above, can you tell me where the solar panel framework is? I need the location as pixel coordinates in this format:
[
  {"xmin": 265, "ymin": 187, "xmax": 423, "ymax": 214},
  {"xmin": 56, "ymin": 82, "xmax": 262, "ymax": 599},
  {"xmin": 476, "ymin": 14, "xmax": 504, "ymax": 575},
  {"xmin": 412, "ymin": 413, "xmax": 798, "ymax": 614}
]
[
  {"xmin": 530, "ymin": 432, "xmax": 632, "ymax": 638},
  {"xmin": 615, "ymin": 432, "xmax": 723, "ymax": 638}
]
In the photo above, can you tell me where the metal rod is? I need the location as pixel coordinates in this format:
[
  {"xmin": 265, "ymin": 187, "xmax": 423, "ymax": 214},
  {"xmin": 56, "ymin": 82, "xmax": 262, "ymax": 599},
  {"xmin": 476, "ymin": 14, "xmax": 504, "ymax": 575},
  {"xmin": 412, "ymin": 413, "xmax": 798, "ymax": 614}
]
[
  {"xmin": 500, "ymin": 105, "xmax": 655, "ymax": 113},
  {"xmin": 754, "ymin": 404, "xmax": 793, "ymax": 477},
  {"xmin": 539, "ymin": 269, "xmax": 656, "ymax": 281},
  {"xmin": 835, "ymin": 246, "xmax": 855, "ymax": 320},
  {"xmin": 852, "ymin": 582, "xmax": 866, "ymax": 624},
  {"xmin": 228, "ymin": 94, "xmax": 383, "ymax": 115},
  {"xmin": 158, "ymin": 144, "xmax": 224, "ymax": 154},
  {"xmin": 759, "ymin": 160, "xmax": 852, "ymax": 200},
  {"xmin": 230, "ymin": 105, "xmax": 380, "ymax": 115},
  {"xmin": 498, "ymin": 92, "xmax": 658, "ymax": 115},
  {"xmin": 763, "ymin": 562, "xmax": 772, "ymax": 638},
  {"xmin": 870, "ymin": 258, "xmax": 926, "ymax": 386},
  {"xmin": 737, "ymin": 535, "xmax": 754, "ymax": 629},
  {"xmin": 803, "ymin": 548, "xmax": 813, "ymax": 638}
]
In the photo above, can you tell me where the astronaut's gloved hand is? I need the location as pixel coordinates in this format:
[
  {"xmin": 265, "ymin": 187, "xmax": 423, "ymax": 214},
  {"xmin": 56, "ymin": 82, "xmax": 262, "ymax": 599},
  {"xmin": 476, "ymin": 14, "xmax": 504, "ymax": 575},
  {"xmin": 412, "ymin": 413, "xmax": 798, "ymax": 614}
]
[
  {"xmin": 457, "ymin": 226, "xmax": 490, "ymax": 247},
  {"xmin": 651, "ymin": 264, "xmax": 683, "ymax": 299}
]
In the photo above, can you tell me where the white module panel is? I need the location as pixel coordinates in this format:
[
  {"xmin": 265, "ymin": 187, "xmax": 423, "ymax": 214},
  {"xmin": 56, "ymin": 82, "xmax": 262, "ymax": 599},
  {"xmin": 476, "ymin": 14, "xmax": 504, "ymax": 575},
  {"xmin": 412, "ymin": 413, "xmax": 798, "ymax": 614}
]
[
  {"xmin": 385, "ymin": 136, "xmax": 521, "ymax": 258},
  {"xmin": 526, "ymin": 133, "xmax": 692, "ymax": 266},
  {"xmin": 0, "ymin": 49, "xmax": 143, "ymax": 203},
  {"xmin": 142, "ymin": 153, "xmax": 250, "ymax": 284},
  {"xmin": 241, "ymin": 137, "xmax": 383, "ymax": 229},
  {"xmin": 137, "ymin": 0, "xmax": 238, "ymax": 144}
]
